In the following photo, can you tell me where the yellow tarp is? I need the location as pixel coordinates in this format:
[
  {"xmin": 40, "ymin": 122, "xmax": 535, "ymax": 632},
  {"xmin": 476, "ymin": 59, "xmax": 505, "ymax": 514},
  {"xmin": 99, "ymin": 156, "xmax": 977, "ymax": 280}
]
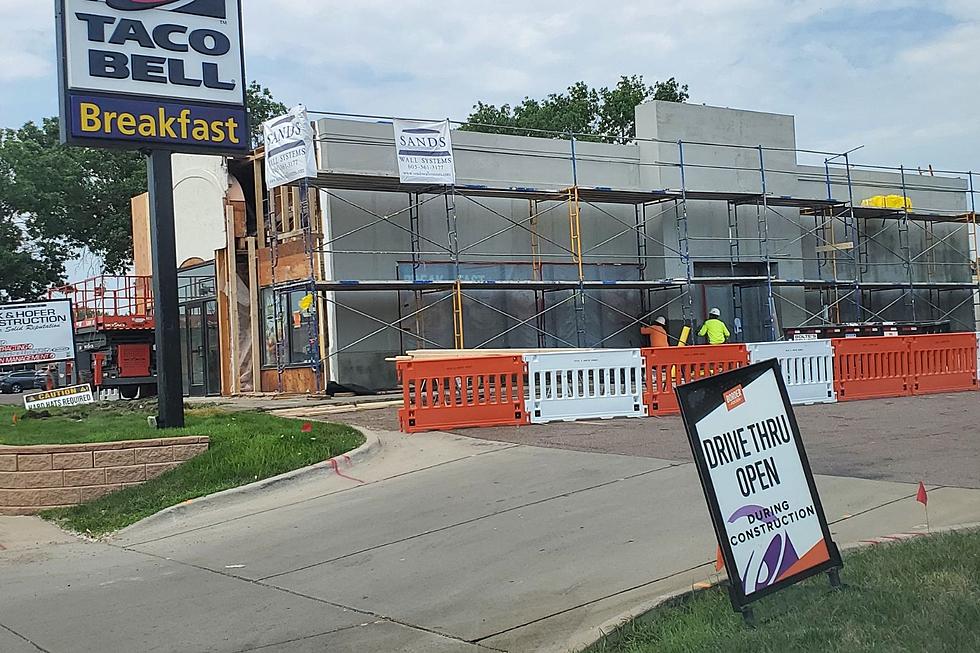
[{"xmin": 861, "ymin": 195, "xmax": 913, "ymax": 211}]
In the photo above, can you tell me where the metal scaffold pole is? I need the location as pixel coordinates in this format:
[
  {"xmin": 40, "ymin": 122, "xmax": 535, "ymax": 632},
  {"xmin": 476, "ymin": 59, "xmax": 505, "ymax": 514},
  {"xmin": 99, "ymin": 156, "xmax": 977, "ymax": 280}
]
[
  {"xmin": 969, "ymin": 172, "xmax": 979, "ymax": 326},
  {"xmin": 569, "ymin": 134, "xmax": 586, "ymax": 347},
  {"xmin": 300, "ymin": 178, "xmax": 323, "ymax": 392},
  {"xmin": 757, "ymin": 146, "xmax": 778, "ymax": 341},
  {"xmin": 899, "ymin": 166, "xmax": 917, "ymax": 320},
  {"xmin": 409, "ymin": 191, "xmax": 425, "ymax": 350},
  {"xmin": 266, "ymin": 190, "xmax": 285, "ymax": 394},
  {"xmin": 727, "ymin": 201, "xmax": 744, "ymax": 340},
  {"xmin": 843, "ymin": 152, "xmax": 863, "ymax": 321},
  {"xmin": 446, "ymin": 189, "xmax": 464, "ymax": 349},
  {"xmin": 636, "ymin": 203, "xmax": 649, "ymax": 318},
  {"xmin": 677, "ymin": 140, "xmax": 695, "ymax": 331},
  {"xmin": 531, "ymin": 199, "xmax": 547, "ymax": 348}
]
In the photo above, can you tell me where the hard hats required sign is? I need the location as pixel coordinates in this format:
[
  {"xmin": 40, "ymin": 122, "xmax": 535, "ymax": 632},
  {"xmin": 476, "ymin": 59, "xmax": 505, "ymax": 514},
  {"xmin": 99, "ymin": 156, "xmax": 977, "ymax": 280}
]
[
  {"xmin": 56, "ymin": 0, "xmax": 248, "ymax": 154},
  {"xmin": 675, "ymin": 359, "xmax": 843, "ymax": 610},
  {"xmin": 24, "ymin": 384, "xmax": 96, "ymax": 411}
]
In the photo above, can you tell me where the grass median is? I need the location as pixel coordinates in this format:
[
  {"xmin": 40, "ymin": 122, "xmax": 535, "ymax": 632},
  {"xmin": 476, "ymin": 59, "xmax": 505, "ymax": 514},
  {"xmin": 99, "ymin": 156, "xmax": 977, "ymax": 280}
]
[
  {"xmin": 0, "ymin": 402, "xmax": 364, "ymax": 536},
  {"xmin": 591, "ymin": 529, "xmax": 980, "ymax": 653}
]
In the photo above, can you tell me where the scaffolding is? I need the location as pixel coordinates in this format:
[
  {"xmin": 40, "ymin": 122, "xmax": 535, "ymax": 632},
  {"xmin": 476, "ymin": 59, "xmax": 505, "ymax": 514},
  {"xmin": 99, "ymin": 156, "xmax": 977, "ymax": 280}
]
[{"xmin": 260, "ymin": 111, "xmax": 980, "ymax": 388}]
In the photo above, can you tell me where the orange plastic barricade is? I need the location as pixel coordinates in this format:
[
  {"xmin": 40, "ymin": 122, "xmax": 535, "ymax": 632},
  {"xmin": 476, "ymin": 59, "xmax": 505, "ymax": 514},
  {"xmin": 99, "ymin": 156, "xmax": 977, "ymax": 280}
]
[
  {"xmin": 398, "ymin": 355, "xmax": 527, "ymax": 433},
  {"xmin": 642, "ymin": 344, "xmax": 750, "ymax": 416},
  {"xmin": 910, "ymin": 333, "xmax": 978, "ymax": 395},
  {"xmin": 831, "ymin": 336, "xmax": 911, "ymax": 401}
]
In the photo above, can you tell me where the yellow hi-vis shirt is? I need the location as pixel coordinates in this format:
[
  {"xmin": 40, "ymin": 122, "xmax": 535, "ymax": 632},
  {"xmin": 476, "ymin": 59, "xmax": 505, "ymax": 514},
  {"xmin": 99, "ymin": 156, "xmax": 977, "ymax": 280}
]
[{"xmin": 699, "ymin": 318, "xmax": 731, "ymax": 345}]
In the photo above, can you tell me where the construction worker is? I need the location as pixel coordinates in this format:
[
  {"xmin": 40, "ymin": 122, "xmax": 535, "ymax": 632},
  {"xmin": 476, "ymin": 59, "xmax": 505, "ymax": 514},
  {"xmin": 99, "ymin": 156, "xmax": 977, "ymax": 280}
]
[
  {"xmin": 642, "ymin": 316, "xmax": 670, "ymax": 348},
  {"xmin": 699, "ymin": 308, "xmax": 731, "ymax": 345}
]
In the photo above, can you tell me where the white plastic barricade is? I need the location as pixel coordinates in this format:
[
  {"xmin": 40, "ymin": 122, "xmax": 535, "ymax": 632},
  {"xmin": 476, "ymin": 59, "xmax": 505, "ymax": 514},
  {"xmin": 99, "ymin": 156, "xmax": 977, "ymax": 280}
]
[
  {"xmin": 747, "ymin": 340, "xmax": 837, "ymax": 405},
  {"xmin": 524, "ymin": 349, "xmax": 647, "ymax": 423}
]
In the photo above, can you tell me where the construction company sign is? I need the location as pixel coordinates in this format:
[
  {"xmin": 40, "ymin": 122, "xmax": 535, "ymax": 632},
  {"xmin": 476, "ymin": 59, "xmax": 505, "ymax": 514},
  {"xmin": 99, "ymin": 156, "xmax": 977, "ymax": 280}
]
[
  {"xmin": 56, "ymin": 0, "xmax": 248, "ymax": 154},
  {"xmin": 676, "ymin": 359, "xmax": 842, "ymax": 610},
  {"xmin": 393, "ymin": 119, "xmax": 456, "ymax": 185},
  {"xmin": 263, "ymin": 105, "xmax": 318, "ymax": 190},
  {"xmin": 0, "ymin": 301, "xmax": 76, "ymax": 367},
  {"xmin": 24, "ymin": 385, "xmax": 96, "ymax": 411}
]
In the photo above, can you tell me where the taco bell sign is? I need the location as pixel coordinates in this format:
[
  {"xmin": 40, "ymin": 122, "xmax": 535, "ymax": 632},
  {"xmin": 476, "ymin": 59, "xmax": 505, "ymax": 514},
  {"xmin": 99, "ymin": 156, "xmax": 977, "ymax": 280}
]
[{"xmin": 56, "ymin": 0, "xmax": 248, "ymax": 154}]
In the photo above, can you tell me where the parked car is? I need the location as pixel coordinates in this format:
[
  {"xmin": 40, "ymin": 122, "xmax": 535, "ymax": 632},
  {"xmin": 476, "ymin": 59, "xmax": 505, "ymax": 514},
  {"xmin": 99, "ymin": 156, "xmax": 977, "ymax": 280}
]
[{"xmin": 0, "ymin": 370, "xmax": 46, "ymax": 394}]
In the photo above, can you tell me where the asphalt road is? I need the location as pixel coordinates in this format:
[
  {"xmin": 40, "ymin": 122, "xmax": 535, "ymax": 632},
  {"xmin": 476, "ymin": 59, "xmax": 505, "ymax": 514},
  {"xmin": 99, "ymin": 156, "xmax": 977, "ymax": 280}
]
[
  {"xmin": 0, "ymin": 392, "xmax": 25, "ymax": 406},
  {"xmin": 339, "ymin": 392, "xmax": 980, "ymax": 489},
  {"xmin": 2, "ymin": 421, "xmax": 979, "ymax": 652}
]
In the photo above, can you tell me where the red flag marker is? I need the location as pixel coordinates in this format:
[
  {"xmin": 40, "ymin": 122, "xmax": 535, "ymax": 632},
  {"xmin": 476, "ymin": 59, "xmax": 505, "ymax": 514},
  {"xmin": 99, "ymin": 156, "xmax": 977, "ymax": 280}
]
[
  {"xmin": 916, "ymin": 482, "xmax": 928, "ymax": 506},
  {"xmin": 11, "ymin": 414, "xmax": 18, "ymax": 426},
  {"xmin": 301, "ymin": 422, "xmax": 313, "ymax": 433},
  {"xmin": 715, "ymin": 546, "xmax": 725, "ymax": 572}
]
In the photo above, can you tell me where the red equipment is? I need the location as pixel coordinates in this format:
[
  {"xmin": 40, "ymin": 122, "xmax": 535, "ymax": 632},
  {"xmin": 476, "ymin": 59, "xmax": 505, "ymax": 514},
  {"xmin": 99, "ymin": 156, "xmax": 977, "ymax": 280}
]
[{"xmin": 49, "ymin": 276, "xmax": 157, "ymax": 399}]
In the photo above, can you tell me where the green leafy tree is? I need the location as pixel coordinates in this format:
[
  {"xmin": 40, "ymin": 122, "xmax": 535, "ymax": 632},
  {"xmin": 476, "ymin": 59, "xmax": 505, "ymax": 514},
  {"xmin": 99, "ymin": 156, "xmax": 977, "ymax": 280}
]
[
  {"xmin": 0, "ymin": 216, "xmax": 64, "ymax": 302},
  {"xmin": 0, "ymin": 118, "xmax": 146, "ymax": 276},
  {"xmin": 246, "ymin": 81, "xmax": 288, "ymax": 147},
  {"xmin": 0, "ymin": 82, "xmax": 286, "ymax": 292},
  {"xmin": 463, "ymin": 75, "xmax": 689, "ymax": 144}
]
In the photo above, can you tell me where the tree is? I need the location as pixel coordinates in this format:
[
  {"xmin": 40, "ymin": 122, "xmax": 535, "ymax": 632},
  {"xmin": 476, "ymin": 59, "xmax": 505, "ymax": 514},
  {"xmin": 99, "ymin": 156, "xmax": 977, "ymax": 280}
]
[
  {"xmin": 0, "ymin": 82, "xmax": 286, "ymax": 290},
  {"xmin": 0, "ymin": 216, "xmax": 64, "ymax": 303},
  {"xmin": 0, "ymin": 118, "xmax": 146, "ymax": 276},
  {"xmin": 246, "ymin": 81, "xmax": 288, "ymax": 147},
  {"xmin": 463, "ymin": 75, "xmax": 689, "ymax": 144}
]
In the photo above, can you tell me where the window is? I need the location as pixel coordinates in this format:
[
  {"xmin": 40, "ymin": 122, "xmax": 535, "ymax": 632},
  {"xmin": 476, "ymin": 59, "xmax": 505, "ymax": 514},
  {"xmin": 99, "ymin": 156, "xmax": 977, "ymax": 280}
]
[{"xmin": 261, "ymin": 288, "xmax": 319, "ymax": 367}]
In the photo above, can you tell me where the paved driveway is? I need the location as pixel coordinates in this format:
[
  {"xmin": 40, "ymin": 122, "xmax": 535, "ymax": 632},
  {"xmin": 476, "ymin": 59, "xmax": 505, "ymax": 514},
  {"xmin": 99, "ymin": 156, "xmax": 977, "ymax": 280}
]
[{"xmin": 3, "ymin": 425, "xmax": 979, "ymax": 653}]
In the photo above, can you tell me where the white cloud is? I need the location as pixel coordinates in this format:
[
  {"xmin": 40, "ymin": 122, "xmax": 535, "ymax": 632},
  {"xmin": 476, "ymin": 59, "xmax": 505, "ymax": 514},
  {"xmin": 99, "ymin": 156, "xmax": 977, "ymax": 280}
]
[
  {"xmin": 1, "ymin": 0, "xmax": 977, "ymax": 173},
  {"xmin": 0, "ymin": 0, "xmax": 53, "ymax": 82}
]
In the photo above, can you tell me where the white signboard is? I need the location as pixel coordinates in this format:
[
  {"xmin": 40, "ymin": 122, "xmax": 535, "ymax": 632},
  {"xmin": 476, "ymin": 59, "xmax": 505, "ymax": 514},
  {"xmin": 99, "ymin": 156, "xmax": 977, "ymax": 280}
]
[
  {"xmin": 393, "ymin": 119, "xmax": 456, "ymax": 185},
  {"xmin": 792, "ymin": 333, "xmax": 818, "ymax": 341},
  {"xmin": 263, "ymin": 105, "xmax": 318, "ymax": 190},
  {"xmin": 56, "ymin": 0, "xmax": 248, "ymax": 153},
  {"xmin": 676, "ymin": 360, "xmax": 842, "ymax": 609},
  {"xmin": 0, "ymin": 300, "xmax": 76, "ymax": 367},
  {"xmin": 24, "ymin": 385, "xmax": 95, "ymax": 411}
]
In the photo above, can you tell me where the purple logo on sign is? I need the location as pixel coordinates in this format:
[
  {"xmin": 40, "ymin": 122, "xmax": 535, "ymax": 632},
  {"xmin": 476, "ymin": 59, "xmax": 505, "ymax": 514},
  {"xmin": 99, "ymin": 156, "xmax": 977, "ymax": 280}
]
[{"xmin": 729, "ymin": 504, "xmax": 800, "ymax": 594}]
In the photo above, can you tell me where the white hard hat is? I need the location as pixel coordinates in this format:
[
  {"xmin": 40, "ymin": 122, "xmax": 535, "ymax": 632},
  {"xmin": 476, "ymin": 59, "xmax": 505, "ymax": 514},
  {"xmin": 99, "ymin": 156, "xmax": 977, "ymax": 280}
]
[
  {"xmin": 709, "ymin": 308, "xmax": 721, "ymax": 317},
  {"xmin": 654, "ymin": 316, "xmax": 667, "ymax": 326}
]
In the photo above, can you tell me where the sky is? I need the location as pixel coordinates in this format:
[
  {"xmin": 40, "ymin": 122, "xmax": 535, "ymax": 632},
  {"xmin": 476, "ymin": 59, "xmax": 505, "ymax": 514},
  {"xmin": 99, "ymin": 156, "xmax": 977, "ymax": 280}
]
[{"xmin": 1, "ymin": 0, "xmax": 978, "ymax": 275}]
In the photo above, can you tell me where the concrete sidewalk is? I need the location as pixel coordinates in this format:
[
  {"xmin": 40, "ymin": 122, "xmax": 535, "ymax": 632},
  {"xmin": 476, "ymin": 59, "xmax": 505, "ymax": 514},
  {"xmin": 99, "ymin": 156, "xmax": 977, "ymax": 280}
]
[{"xmin": 1, "ymin": 428, "xmax": 979, "ymax": 653}]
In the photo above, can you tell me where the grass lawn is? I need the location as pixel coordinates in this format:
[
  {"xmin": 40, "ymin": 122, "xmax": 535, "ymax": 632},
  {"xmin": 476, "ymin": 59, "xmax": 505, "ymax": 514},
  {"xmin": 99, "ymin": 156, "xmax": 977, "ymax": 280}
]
[
  {"xmin": 0, "ymin": 402, "xmax": 363, "ymax": 536},
  {"xmin": 591, "ymin": 529, "xmax": 980, "ymax": 653}
]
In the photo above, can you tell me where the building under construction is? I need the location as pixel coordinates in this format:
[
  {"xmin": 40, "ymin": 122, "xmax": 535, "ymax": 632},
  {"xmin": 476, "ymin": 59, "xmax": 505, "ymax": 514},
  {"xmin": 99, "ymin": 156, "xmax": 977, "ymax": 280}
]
[{"xmin": 128, "ymin": 101, "xmax": 979, "ymax": 395}]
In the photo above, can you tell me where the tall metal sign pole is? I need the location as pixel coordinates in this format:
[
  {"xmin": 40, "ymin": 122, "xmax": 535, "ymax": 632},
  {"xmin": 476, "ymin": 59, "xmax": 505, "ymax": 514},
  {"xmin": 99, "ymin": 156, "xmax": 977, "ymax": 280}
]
[
  {"xmin": 56, "ymin": 0, "xmax": 249, "ymax": 428},
  {"xmin": 147, "ymin": 150, "xmax": 184, "ymax": 426}
]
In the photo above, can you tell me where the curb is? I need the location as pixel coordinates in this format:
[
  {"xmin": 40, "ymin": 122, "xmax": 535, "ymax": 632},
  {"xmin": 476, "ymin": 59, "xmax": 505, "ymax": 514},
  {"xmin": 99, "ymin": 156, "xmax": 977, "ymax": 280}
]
[
  {"xmin": 111, "ymin": 426, "xmax": 382, "ymax": 540},
  {"xmin": 576, "ymin": 522, "xmax": 980, "ymax": 652}
]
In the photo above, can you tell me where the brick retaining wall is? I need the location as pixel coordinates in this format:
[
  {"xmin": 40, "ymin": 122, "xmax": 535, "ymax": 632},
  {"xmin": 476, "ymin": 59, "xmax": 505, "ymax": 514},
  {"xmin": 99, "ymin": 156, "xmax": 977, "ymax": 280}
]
[{"xmin": 0, "ymin": 437, "xmax": 209, "ymax": 515}]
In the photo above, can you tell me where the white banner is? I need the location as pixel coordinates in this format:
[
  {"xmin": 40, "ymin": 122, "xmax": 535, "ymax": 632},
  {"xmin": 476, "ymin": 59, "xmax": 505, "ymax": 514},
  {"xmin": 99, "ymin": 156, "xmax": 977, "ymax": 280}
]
[
  {"xmin": 393, "ymin": 119, "xmax": 456, "ymax": 185},
  {"xmin": 264, "ymin": 105, "xmax": 318, "ymax": 190},
  {"xmin": 24, "ymin": 384, "xmax": 95, "ymax": 411},
  {"xmin": 0, "ymin": 300, "xmax": 75, "ymax": 367}
]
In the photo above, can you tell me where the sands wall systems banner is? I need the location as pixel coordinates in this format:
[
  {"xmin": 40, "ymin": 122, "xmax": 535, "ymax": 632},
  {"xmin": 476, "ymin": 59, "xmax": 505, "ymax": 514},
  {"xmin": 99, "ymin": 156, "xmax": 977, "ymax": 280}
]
[
  {"xmin": 393, "ymin": 119, "xmax": 456, "ymax": 185},
  {"xmin": 263, "ymin": 105, "xmax": 318, "ymax": 190},
  {"xmin": 676, "ymin": 359, "xmax": 843, "ymax": 609},
  {"xmin": 0, "ymin": 300, "xmax": 76, "ymax": 367},
  {"xmin": 56, "ymin": 0, "xmax": 248, "ymax": 154}
]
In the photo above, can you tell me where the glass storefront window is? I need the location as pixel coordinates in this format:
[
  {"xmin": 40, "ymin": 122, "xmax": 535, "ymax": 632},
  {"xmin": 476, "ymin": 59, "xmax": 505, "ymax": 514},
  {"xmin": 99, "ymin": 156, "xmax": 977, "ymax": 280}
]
[{"xmin": 261, "ymin": 287, "xmax": 318, "ymax": 367}]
